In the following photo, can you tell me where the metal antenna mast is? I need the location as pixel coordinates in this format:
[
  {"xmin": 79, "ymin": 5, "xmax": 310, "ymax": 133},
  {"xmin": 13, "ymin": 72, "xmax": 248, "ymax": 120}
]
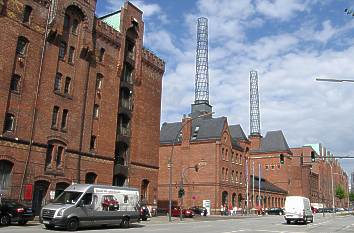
[
  {"xmin": 195, "ymin": 17, "xmax": 209, "ymax": 104},
  {"xmin": 250, "ymin": 70, "xmax": 261, "ymax": 135}
]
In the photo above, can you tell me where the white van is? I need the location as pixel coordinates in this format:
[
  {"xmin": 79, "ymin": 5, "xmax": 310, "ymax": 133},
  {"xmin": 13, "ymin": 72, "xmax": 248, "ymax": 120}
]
[
  {"xmin": 284, "ymin": 196, "xmax": 313, "ymax": 224},
  {"xmin": 40, "ymin": 184, "xmax": 140, "ymax": 231}
]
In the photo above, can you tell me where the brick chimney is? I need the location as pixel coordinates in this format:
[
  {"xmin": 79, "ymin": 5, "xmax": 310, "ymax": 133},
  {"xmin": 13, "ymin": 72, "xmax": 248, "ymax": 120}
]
[
  {"xmin": 249, "ymin": 134, "xmax": 262, "ymax": 150},
  {"xmin": 181, "ymin": 115, "xmax": 192, "ymax": 147}
]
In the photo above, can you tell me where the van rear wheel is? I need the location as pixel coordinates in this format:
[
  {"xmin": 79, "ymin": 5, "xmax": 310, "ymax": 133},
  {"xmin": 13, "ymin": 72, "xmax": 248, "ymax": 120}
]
[
  {"xmin": 286, "ymin": 220, "xmax": 291, "ymax": 224},
  {"xmin": 66, "ymin": 218, "xmax": 79, "ymax": 231}
]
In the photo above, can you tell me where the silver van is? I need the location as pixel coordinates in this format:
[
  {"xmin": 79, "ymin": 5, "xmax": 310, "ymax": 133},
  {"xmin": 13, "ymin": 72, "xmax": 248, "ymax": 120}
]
[{"xmin": 40, "ymin": 184, "xmax": 140, "ymax": 231}]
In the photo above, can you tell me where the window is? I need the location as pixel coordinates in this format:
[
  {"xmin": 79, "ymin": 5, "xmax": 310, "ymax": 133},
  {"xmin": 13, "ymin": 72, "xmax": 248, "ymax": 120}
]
[
  {"xmin": 221, "ymin": 168, "xmax": 225, "ymax": 180},
  {"xmin": 64, "ymin": 77, "xmax": 71, "ymax": 94},
  {"xmin": 191, "ymin": 126, "xmax": 199, "ymax": 140},
  {"xmin": 225, "ymin": 168, "xmax": 228, "ymax": 181},
  {"xmin": 68, "ymin": 46, "xmax": 75, "ymax": 63},
  {"xmin": 93, "ymin": 104, "xmax": 99, "ymax": 118},
  {"xmin": 277, "ymin": 163, "xmax": 281, "ymax": 169},
  {"xmin": 240, "ymin": 155, "xmax": 242, "ymax": 164},
  {"xmin": 51, "ymin": 106, "xmax": 59, "ymax": 128},
  {"xmin": 56, "ymin": 146, "xmax": 64, "ymax": 167},
  {"xmin": 240, "ymin": 172, "xmax": 242, "ymax": 184},
  {"xmin": 0, "ymin": 160, "xmax": 14, "ymax": 192},
  {"xmin": 4, "ymin": 113, "xmax": 15, "ymax": 132},
  {"xmin": 90, "ymin": 135, "xmax": 96, "ymax": 150},
  {"xmin": 231, "ymin": 170, "xmax": 234, "ymax": 182},
  {"xmin": 45, "ymin": 144, "xmax": 54, "ymax": 167},
  {"xmin": 123, "ymin": 64, "xmax": 133, "ymax": 83},
  {"xmin": 265, "ymin": 164, "xmax": 269, "ymax": 170},
  {"xmin": 22, "ymin": 5, "xmax": 32, "ymax": 23},
  {"xmin": 59, "ymin": 41, "xmax": 66, "ymax": 59},
  {"xmin": 82, "ymin": 193, "xmax": 93, "ymax": 205},
  {"xmin": 72, "ymin": 19, "xmax": 79, "ymax": 34},
  {"xmin": 99, "ymin": 48, "xmax": 105, "ymax": 62},
  {"xmin": 10, "ymin": 74, "xmax": 20, "ymax": 92},
  {"xmin": 54, "ymin": 73, "xmax": 62, "ymax": 91},
  {"xmin": 96, "ymin": 74, "xmax": 103, "ymax": 90},
  {"xmin": 231, "ymin": 152, "xmax": 234, "ymax": 163},
  {"xmin": 16, "ymin": 37, "xmax": 28, "ymax": 55},
  {"xmin": 61, "ymin": 109, "xmax": 68, "ymax": 130},
  {"xmin": 85, "ymin": 172, "xmax": 97, "ymax": 184},
  {"xmin": 225, "ymin": 149, "xmax": 228, "ymax": 161},
  {"xmin": 221, "ymin": 148, "xmax": 225, "ymax": 160},
  {"xmin": 64, "ymin": 14, "xmax": 70, "ymax": 31},
  {"xmin": 271, "ymin": 164, "xmax": 275, "ymax": 170},
  {"xmin": 235, "ymin": 171, "xmax": 239, "ymax": 182}
]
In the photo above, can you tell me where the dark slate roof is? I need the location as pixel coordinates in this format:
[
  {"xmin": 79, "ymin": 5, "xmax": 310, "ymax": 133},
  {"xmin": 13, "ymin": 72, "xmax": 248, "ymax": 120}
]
[
  {"xmin": 252, "ymin": 176, "xmax": 287, "ymax": 194},
  {"xmin": 160, "ymin": 122, "xmax": 182, "ymax": 144},
  {"xmin": 229, "ymin": 124, "xmax": 248, "ymax": 140},
  {"xmin": 257, "ymin": 130, "xmax": 290, "ymax": 153},
  {"xmin": 160, "ymin": 117, "xmax": 226, "ymax": 144},
  {"xmin": 231, "ymin": 138, "xmax": 243, "ymax": 151}
]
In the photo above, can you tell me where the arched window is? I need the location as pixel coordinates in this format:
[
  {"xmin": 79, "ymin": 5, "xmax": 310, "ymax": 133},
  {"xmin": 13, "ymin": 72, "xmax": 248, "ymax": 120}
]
[
  {"xmin": 22, "ymin": 5, "xmax": 32, "ymax": 23},
  {"xmin": 141, "ymin": 179, "xmax": 149, "ymax": 202},
  {"xmin": 85, "ymin": 172, "xmax": 97, "ymax": 184},
  {"xmin": 222, "ymin": 191, "xmax": 228, "ymax": 205},
  {"xmin": 99, "ymin": 48, "xmax": 105, "ymax": 62},
  {"xmin": 72, "ymin": 19, "xmax": 79, "ymax": 34},
  {"xmin": 64, "ymin": 14, "xmax": 70, "ymax": 31},
  {"xmin": 96, "ymin": 73, "xmax": 103, "ymax": 90},
  {"xmin": 10, "ymin": 74, "xmax": 21, "ymax": 92},
  {"xmin": 0, "ymin": 160, "xmax": 13, "ymax": 192},
  {"xmin": 4, "ymin": 113, "xmax": 15, "ymax": 132},
  {"xmin": 16, "ymin": 36, "xmax": 29, "ymax": 55}
]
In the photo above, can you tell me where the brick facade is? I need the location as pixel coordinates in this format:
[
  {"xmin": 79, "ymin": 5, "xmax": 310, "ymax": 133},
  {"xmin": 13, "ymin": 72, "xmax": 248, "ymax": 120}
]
[{"xmin": 0, "ymin": 0, "xmax": 164, "ymax": 213}]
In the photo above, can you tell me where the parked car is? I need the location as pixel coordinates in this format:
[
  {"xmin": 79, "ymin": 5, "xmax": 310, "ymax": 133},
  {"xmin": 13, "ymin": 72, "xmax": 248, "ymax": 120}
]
[
  {"xmin": 190, "ymin": 206, "xmax": 207, "ymax": 215},
  {"xmin": 0, "ymin": 199, "xmax": 34, "ymax": 225},
  {"xmin": 266, "ymin": 208, "xmax": 284, "ymax": 215},
  {"xmin": 171, "ymin": 207, "xmax": 194, "ymax": 218}
]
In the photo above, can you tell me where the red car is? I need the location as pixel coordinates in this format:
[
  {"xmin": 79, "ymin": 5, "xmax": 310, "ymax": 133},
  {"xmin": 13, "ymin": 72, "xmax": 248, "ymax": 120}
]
[{"xmin": 171, "ymin": 207, "xmax": 194, "ymax": 218}]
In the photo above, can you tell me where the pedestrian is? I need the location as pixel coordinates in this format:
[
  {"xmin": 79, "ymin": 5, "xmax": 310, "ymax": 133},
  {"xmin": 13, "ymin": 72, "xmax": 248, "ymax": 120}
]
[
  {"xmin": 220, "ymin": 204, "xmax": 224, "ymax": 216},
  {"xmin": 203, "ymin": 208, "xmax": 207, "ymax": 216}
]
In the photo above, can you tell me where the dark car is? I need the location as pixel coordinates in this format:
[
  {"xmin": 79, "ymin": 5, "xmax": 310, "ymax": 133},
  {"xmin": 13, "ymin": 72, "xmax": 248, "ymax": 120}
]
[
  {"xmin": 0, "ymin": 200, "xmax": 34, "ymax": 225},
  {"xmin": 140, "ymin": 205, "xmax": 150, "ymax": 221},
  {"xmin": 190, "ymin": 206, "xmax": 207, "ymax": 216},
  {"xmin": 171, "ymin": 207, "xmax": 194, "ymax": 218},
  {"xmin": 266, "ymin": 208, "xmax": 284, "ymax": 215}
]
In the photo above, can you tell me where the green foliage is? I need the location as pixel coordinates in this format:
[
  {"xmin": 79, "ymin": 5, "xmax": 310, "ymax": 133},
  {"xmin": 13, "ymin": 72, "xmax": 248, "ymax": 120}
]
[
  {"xmin": 349, "ymin": 192, "xmax": 354, "ymax": 202},
  {"xmin": 335, "ymin": 185, "xmax": 346, "ymax": 200}
]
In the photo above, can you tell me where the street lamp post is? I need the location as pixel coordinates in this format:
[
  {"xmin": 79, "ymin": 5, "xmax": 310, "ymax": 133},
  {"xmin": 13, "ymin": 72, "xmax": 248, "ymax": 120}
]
[
  {"xmin": 168, "ymin": 112, "xmax": 213, "ymax": 222},
  {"xmin": 179, "ymin": 159, "xmax": 207, "ymax": 221},
  {"xmin": 330, "ymin": 163, "xmax": 335, "ymax": 214}
]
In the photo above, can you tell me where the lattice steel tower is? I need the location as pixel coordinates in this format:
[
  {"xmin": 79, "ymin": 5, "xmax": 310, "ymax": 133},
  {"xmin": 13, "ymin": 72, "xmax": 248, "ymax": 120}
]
[
  {"xmin": 250, "ymin": 70, "xmax": 261, "ymax": 135},
  {"xmin": 191, "ymin": 17, "xmax": 212, "ymax": 117}
]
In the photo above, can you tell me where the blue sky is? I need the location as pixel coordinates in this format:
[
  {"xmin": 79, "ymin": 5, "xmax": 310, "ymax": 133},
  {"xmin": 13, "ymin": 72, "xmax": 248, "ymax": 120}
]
[{"xmin": 97, "ymin": 0, "xmax": 354, "ymax": 177}]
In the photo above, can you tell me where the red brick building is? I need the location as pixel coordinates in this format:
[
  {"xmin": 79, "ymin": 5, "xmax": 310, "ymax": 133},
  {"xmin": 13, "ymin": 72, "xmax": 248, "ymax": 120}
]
[
  {"xmin": 0, "ymin": 0, "xmax": 164, "ymax": 214},
  {"xmin": 291, "ymin": 144, "xmax": 349, "ymax": 208},
  {"xmin": 158, "ymin": 115, "xmax": 287, "ymax": 214}
]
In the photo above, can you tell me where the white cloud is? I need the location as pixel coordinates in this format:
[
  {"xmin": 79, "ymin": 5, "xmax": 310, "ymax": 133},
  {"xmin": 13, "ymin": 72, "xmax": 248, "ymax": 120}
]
[{"xmin": 255, "ymin": 0, "xmax": 307, "ymax": 20}]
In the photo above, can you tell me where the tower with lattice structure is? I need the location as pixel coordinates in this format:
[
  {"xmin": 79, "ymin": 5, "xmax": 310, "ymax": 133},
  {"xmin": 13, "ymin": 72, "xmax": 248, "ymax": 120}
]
[
  {"xmin": 191, "ymin": 17, "xmax": 213, "ymax": 118},
  {"xmin": 250, "ymin": 70, "xmax": 261, "ymax": 135}
]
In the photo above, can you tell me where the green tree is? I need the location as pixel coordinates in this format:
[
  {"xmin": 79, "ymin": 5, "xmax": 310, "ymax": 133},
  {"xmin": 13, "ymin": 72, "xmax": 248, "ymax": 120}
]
[
  {"xmin": 349, "ymin": 192, "xmax": 354, "ymax": 202},
  {"xmin": 335, "ymin": 185, "xmax": 346, "ymax": 200}
]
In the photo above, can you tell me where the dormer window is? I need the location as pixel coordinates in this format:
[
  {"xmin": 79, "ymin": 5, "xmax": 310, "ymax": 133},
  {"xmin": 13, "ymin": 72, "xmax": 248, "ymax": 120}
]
[{"xmin": 191, "ymin": 126, "xmax": 199, "ymax": 140}]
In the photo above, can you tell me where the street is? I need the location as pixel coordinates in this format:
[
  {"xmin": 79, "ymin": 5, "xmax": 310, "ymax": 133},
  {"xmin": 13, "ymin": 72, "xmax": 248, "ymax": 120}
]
[{"xmin": 1, "ymin": 214, "xmax": 354, "ymax": 233}]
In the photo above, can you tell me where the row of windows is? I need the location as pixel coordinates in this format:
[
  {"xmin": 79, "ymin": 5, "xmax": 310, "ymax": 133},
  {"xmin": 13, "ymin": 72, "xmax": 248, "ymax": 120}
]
[
  {"xmin": 54, "ymin": 73, "xmax": 71, "ymax": 95},
  {"xmin": 222, "ymin": 167, "xmax": 243, "ymax": 184},
  {"xmin": 222, "ymin": 148, "xmax": 243, "ymax": 165},
  {"xmin": 265, "ymin": 164, "xmax": 281, "ymax": 171}
]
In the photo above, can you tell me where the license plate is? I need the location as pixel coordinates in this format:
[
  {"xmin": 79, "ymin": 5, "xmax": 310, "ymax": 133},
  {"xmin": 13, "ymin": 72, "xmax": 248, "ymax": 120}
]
[{"xmin": 43, "ymin": 221, "xmax": 49, "ymax": 224}]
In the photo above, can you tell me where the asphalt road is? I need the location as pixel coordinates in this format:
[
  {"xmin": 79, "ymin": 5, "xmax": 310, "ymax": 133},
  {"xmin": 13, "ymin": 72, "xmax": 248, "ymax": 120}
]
[{"xmin": 1, "ymin": 214, "xmax": 353, "ymax": 233}]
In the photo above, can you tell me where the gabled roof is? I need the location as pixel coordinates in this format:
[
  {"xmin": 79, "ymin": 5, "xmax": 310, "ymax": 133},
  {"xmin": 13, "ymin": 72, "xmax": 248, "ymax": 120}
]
[
  {"xmin": 252, "ymin": 176, "xmax": 287, "ymax": 194},
  {"xmin": 229, "ymin": 124, "xmax": 248, "ymax": 140},
  {"xmin": 257, "ymin": 130, "xmax": 290, "ymax": 153},
  {"xmin": 160, "ymin": 117, "xmax": 226, "ymax": 144}
]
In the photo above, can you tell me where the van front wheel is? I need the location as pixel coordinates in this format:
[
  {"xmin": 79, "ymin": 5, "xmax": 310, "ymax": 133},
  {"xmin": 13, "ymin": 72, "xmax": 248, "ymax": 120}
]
[
  {"xmin": 66, "ymin": 218, "xmax": 79, "ymax": 231},
  {"xmin": 120, "ymin": 217, "xmax": 130, "ymax": 228}
]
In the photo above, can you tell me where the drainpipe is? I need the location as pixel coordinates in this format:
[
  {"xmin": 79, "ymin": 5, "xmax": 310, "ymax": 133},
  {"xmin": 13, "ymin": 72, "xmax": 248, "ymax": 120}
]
[{"xmin": 19, "ymin": 2, "xmax": 52, "ymax": 200}]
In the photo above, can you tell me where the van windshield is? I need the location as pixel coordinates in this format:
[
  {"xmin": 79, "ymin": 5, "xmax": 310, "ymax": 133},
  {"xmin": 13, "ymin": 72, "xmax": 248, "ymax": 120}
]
[{"xmin": 53, "ymin": 191, "xmax": 83, "ymax": 204}]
